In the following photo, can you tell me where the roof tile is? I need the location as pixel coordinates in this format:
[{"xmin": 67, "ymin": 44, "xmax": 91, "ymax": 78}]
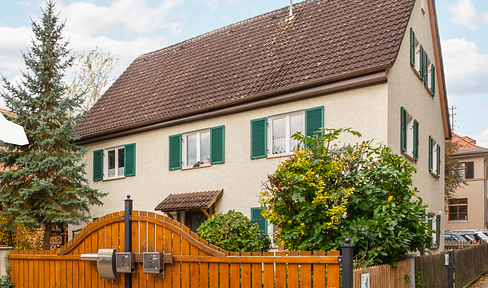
[{"xmin": 77, "ymin": 0, "xmax": 415, "ymax": 138}]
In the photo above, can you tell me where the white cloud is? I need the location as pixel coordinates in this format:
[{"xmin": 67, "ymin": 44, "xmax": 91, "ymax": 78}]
[
  {"xmin": 484, "ymin": 12, "xmax": 488, "ymax": 23},
  {"xmin": 58, "ymin": 0, "xmax": 184, "ymax": 37},
  {"xmin": 447, "ymin": 0, "xmax": 484, "ymax": 30},
  {"xmin": 473, "ymin": 127, "xmax": 488, "ymax": 148},
  {"xmin": 441, "ymin": 38, "xmax": 488, "ymax": 96},
  {"xmin": 0, "ymin": 25, "xmax": 32, "ymax": 81}
]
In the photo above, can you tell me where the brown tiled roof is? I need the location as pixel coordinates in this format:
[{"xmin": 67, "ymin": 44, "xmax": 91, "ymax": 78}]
[
  {"xmin": 155, "ymin": 190, "xmax": 223, "ymax": 212},
  {"xmin": 451, "ymin": 133, "xmax": 488, "ymax": 154},
  {"xmin": 77, "ymin": 0, "xmax": 415, "ymax": 139}
]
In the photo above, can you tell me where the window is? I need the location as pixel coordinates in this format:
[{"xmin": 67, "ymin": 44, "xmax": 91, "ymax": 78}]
[
  {"xmin": 410, "ymin": 28, "xmax": 436, "ymax": 95},
  {"xmin": 185, "ymin": 130, "xmax": 210, "ymax": 167},
  {"xmin": 428, "ymin": 213, "xmax": 441, "ymax": 247},
  {"xmin": 250, "ymin": 106, "xmax": 324, "ymax": 159},
  {"xmin": 428, "ymin": 136, "xmax": 441, "ymax": 176},
  {"xmin": 400, "ymin": 107, "xmax": 419, "ymax": 160},
  {"xmin": 169, "ymin": 125, "xmax": 225, "ymax": 170},
  {"xmin": 270, "ymin": 112, "xmax": 304, "ymax": 154},
  {"xmin": 93, "ymin": 143, "xmax": 136, "ymax": 181},
  {"xmin": 460, "ymin": 162, "xmax": 474, "ymax": 179},
  {"xmin": 449, "ymin": 198, "xmax": 468, "ymax": 221}
]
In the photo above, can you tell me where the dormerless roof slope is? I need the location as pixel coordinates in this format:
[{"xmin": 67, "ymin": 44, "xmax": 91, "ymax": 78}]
[{"xmin": 77, "ymin": 0, "xmax": 416, "ymax": 139}]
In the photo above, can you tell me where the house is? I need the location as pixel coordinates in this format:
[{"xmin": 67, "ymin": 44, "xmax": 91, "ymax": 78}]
[
  {"xmin": 445, "ymin": 134, "xmax": 488, "ymax": 231},
  {"xmin": 75, "ymin": 0, "xmax": 451, "ymax": 249}
]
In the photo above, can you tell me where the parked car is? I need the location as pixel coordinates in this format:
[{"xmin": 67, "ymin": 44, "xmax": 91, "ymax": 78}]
[
  {"xmin": 448, "ymin": 230, "xmax": 488, "ymax": 242},
  {"xmin": 444, "ymin": 232, "xmax": 470, "ymax": 243}
]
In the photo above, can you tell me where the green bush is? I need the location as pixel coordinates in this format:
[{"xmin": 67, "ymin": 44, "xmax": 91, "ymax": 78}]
[
  {"xmin": 197, "ymin": 210, "xmax": 271, "ymax": 252},
  {"xmin": 260, "ymin": 128, "xmax": 432, "ymax": 267}
]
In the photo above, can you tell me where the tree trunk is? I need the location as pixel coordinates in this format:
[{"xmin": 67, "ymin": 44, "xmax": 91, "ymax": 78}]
[{"xmin": 41, "ymin": 222, "xmax": 54, "ymax": 250}]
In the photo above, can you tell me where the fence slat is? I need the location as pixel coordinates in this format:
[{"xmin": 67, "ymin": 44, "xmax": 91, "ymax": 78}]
[
  {"xmin": 288, "ymin": 251, "xmax": 299, "ymax": 288},
  {"xmin": 327, "ymin": 250, "xmax": 340, "ymax": 288},
  {"xmin": 313, "ymin": 251, "xmax": 326, "ymax": 288}
]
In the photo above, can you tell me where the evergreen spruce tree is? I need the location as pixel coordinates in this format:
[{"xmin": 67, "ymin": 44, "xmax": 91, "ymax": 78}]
[{"xmin": 0, "ymin": 0, "xmax": 106, "ymax": 250}]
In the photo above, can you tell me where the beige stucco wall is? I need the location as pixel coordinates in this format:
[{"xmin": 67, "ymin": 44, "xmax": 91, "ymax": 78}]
[
  {"xmin": 79, "ymin": 84, "xmax": 388, "ymax": 226},
  {"xmin": 387, "ymin": 0, "xmax": 445, "ymax": 220},
  {"xmin": 445, "ymin": 153, "xmax": 488, "ymax": 230}
]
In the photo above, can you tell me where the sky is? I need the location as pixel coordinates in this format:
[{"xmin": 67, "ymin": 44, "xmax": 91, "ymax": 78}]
[{"xmin": 0, "ymin": 0, "xmax": 487, "ymax": 145}]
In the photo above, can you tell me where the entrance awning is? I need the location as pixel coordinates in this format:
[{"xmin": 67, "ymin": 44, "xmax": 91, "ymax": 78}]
[{"xmin": 155, "ymin": 190, "xmax": 223, "ymax": 218}]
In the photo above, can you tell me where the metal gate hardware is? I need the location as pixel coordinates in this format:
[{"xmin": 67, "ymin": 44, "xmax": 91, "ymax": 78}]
[
  {"xmin": 80, "ymin": 248, "xmax": 119, "ymax": 280},
  {"xmin": 143, "ymin": 252, "xmax": 164, "ymax": 274},
  {"xmin": 116, "ymin": 252, "xmax": 135, "ymax": 273}
]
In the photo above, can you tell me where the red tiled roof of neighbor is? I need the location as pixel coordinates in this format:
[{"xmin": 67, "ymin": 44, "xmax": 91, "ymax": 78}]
[
  {"xmin": 154, "ymin": 190, "xmax": 223, "ymax": 212},
  {"xmin": 76, "ymin": 0, "xmax": 416, "ymax": 139},
  {"xmin": 451, "ymin": 133, "xmax": 488, "ymax": 154}
]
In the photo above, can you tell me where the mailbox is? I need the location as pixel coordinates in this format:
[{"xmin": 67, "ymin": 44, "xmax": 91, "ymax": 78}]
[
  {"xmin": 143, "ymin": 252, "xmax": 163, "ymax": 274},
  {"xmin": 116, "ymin": 252, "xmax": 135, "ymax": 273},
  {"xmin": 97, "ymin": 249, "xmax": 119, "ymax": 280}
]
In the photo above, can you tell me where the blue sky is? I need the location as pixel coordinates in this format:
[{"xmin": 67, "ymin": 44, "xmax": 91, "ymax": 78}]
[{"xmin": 1, "ymin": 0, "xmax": 488, "ymax": 145}]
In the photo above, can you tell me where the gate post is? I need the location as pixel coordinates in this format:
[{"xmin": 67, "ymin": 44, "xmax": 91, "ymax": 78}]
[
  {"xmin": 341, "ymin": 239, "xmax": 354, "ymax": 288},
  {"xmin": 125, "ymin": 195, "xmax": 133, "ymax": 288}
]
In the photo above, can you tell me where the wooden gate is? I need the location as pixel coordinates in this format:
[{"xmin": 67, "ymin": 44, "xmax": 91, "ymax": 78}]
[{"xmin": 10, "ymin": 211, "xmax": 344, "ymax": 287}]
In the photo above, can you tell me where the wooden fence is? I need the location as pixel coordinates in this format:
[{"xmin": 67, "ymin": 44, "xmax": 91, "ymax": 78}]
[
  {"xmin": 415, "ymin": 253, "xmax": 448, "ymax": 287},
  {"xmin": 453, "ymin": 242, "xmax": 488, "ymax": 287},
  {"xmin": 353, "ymin": 260, "xmax": 410, "ymax": 288},
  {"xmin": 9, "ymin": 211, "xmax": 343, "ymax": 287}
]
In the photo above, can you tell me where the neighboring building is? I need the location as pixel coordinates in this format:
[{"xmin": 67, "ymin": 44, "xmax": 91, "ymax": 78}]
[
  {"xmin": 75, "ymin": 0, "xmax": 451, "ymax": 249},
  {"xmin": 445, "ymin": 134, "xmax": 488, "ymax": 230}
]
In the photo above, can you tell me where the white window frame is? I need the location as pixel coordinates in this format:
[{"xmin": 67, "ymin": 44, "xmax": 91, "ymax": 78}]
[
  {"xmin": 414, "ymin": 38, "xmax": 421, "ymax": 73},
  {"xmin": 405, "ymin": 113, "xmax": 415, "ymax": 158},
  {"xmin": 104, "ymin": 146, "xmax": 125, "ymax": 179},
  {"xmin": 182, "ymin": 129, "xmax": 211, "ymax": 168},
  {"xmin": 430, "ymin": 138, "xmax": 439, "ymax": 175},
  {"xmin": 268, "ymin": 111, "xmax": 304, "ymax": 156}
]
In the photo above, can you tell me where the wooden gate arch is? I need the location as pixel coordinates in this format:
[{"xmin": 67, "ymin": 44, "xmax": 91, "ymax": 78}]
[{"xmin": 9, "ymin": 210, "xmax": 346, "ymax": 288}]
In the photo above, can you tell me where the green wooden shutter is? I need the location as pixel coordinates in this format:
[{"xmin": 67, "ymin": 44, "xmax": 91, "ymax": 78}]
[
  {"xmin": 423, "ymin": 51, "xmax": 429, "ymax": 84},
  {"xmin": 93, "ymin": 149, "xmax": 103, "ymax": 181},
  {"xmin": 210, "ymin": 126, "xmax": 225, "ymax": 164},
  {"xmin": 410, "ymin": 28, "xmax": 416, "ymax": 67},
  {"xmin": 419, "ymin": 45, "xmax": 424, "ymax": 77},
  {"xmin": 124, "ymin": 143, "xmax": 136, "ymax": 176},
  {"xmin": 428, "ymin": 136, "xmax": 433, "ymax": 172},
  {"xmin": 400, "ymin": 107, "xmax": 407, "ymax": 152},
  {"xmin": 169, "ymin": 134, "xmax": 182, "ymax": 170},
  {"xmin": 413, "ymin": 120, "xmax": 419, "ymax": 160},
  {"xmin": 435, "ymin": 214, "xmax": 441, "ymax": 245},
  {"xmin": 250, "ymin": 118, "xmax": 267, "ymax": 159},
  {"xmin": 431, "ymin": 64, "xmax": 436, "ymax": 95},
  {"xmin": 251, "ymin": 207, "xmax": 267, "ymax": 234},
  {"xmin": 436, "ymin": 143, "xmax": 441, "ymax": 176},
  {"xmin": 305, "ymin": 106, "xmax": 324, "ymax": 137}
]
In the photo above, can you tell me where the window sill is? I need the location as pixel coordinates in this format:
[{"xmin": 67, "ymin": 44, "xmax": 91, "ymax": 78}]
[
  {"xmin": 402, "ymin": 152, "xmax": 417, "ymax": 162},
  {"xmin": 448, "ymin": 220, "xmax": 468, "ymax": 223},
  {"xmin": 182, "ymin": 163, "xmax": 212, "ymax": 171},
  {"xmin": 267, "ymin": 152, "xmax": 294, "ymax": 159},
  {"xmin": 102, "ymin": 176, "xmax": 126, "ymax": 182},
  {"xmin": 430, "ymin": 171, "xmax": 440, "ymax": 178}
]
